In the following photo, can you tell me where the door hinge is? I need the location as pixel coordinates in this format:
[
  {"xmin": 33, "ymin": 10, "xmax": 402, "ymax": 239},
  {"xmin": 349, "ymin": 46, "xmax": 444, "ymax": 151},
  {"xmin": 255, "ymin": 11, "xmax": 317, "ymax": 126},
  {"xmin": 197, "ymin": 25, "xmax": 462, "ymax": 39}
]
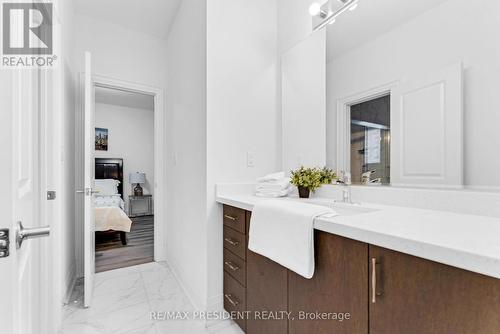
[{"xmin": 47, "ymin": 191, "xmax": 56, "ymax": 200}]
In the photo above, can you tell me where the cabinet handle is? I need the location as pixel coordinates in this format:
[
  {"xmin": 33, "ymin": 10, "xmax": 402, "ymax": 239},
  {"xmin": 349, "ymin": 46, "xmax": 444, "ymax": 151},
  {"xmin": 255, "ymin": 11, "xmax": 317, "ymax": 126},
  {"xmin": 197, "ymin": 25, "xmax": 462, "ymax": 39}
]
[
  {"xmin": 371, "ymin": 257, "xmax": 383, "ymax": 303},
  {"xmin": 371, "ymin": 257, "xmax": 377, "ymax": 304},
  {"xmin": 224, "ymin": 294, "xmax": 239, "ymax": 307},
  {"xmin": 224, "ymin": 238, "xmax": 239, "ymax": 246},
  {"xmin": 224, "ymin": 214, "xmax": 237, "ymax": 221},
  {"xmin": 224, "ymin": 261, "xmax": 240, "ymax": 271}
]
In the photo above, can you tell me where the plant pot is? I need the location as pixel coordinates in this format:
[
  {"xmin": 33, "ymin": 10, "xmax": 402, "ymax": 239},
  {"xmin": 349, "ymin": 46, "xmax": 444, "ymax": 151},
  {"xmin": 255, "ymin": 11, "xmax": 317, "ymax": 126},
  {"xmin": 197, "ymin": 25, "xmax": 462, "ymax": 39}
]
[{"xmin": 298, "ymin": 186, "xmax": 310, "ymax": 199}]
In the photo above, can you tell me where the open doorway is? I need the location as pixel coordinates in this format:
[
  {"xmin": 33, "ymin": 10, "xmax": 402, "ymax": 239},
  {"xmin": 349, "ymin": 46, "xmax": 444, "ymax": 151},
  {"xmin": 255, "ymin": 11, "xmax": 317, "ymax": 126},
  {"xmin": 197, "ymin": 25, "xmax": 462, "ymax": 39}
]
[
  {"xmin": 93, "ymin": 87, "xmax": 155, "ymax": 272},
  {"xmin": 349, "ymin": 95, "xmax": 391, "ymax": 185},
  {"xmin": 75, "ymin": 65, "xmax": 166, "ymax": 308}
]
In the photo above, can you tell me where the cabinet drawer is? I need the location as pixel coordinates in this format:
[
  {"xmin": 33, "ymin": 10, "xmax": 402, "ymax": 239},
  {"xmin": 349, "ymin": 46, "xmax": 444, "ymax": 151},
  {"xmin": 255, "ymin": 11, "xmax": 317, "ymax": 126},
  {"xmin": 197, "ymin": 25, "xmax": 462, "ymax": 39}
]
[
  {"xmin": 223, "ymin": 205, "xmax": 246, "ymax": 234},
  {"xmin": 223, "ymin": 226, "xmax": 246, "ymax": 260},
  {"xmin": 224, "ymin": 249, "xmax": 246, "ymax": 287},
  {"xmin": 224, "ymin": 272, "xmax": 247, "ymax": 331}
]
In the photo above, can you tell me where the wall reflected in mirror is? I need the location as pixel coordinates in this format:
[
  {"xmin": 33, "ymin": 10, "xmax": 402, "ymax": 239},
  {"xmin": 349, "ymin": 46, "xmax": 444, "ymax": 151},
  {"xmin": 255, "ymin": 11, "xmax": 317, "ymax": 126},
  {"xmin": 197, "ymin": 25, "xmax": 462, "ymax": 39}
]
[
  {"xmin": 281, "ymin": 0, "xmax": 500, "ymax": 189},
  {"xmin": 349, "ymin": 95, "xmax": 390, "ymax": 185}
]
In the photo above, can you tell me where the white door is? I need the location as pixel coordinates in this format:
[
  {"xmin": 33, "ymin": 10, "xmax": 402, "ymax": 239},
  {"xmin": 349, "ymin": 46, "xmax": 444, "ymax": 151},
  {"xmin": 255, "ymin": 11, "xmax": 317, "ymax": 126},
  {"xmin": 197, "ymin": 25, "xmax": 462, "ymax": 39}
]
[
  {"xmin": 0, "ymin": 70, "xmax": 51, "ymax": 332},
  {"xmin": 83, "ymin": 51, "xmax": 96, "ymax": 307},
  {"xmin": 391, "ymin": 62, "xmax": 463, "ymax": 188}
]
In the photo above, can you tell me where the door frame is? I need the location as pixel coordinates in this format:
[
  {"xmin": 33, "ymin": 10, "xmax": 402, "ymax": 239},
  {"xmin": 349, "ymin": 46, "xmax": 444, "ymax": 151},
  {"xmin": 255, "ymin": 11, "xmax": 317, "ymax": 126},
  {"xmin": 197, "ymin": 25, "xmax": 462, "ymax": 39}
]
[
  {"xmin": 39, "ymin": 67, "xmax": 62, "ymax": 333},
  {"xmin": 75, "ymin": 74, "xmax": 167, "ymax": 276},
  {"xmin": 334, "ymin": 80, "xmax": 399, "ymax": 176}
]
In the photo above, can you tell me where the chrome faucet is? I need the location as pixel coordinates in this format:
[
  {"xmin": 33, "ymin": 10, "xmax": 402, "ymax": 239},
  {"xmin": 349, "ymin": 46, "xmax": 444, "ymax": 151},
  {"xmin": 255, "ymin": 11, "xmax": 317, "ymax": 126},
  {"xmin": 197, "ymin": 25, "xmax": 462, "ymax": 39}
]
[{"xmin": 337, "ymin": 171, "xmax": 352, "ymax": 203}]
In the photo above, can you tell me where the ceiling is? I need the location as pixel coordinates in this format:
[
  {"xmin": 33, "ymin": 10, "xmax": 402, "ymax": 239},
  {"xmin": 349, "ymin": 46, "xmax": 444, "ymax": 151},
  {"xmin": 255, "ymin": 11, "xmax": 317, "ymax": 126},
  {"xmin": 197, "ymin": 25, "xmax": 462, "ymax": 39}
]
[
  {"xmin": 325, "ymin": 0, "xmax": 451, "ymax": 61},
  {"xmin": 95, "ymin": 86, "xmax": 154, "ymax": 111},
  {"xmin": 75, "ymin": 0, "xmax": 182, "ymax": 40}
]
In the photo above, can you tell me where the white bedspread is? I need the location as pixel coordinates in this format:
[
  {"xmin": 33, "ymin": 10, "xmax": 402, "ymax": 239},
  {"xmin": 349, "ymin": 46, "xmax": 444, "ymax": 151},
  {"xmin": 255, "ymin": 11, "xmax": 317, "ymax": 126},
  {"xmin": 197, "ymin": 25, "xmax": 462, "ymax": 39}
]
[
  {"xmin": 93, "ymin": 194, "xmax": 131, "ymax": 232},
  {"xmin": 94, "ymin": 207, "xmax": 132, "ymax": 232},
  {"xmin": 248, "ymin": 199, "xmax": 337, "ymax": 279},
  {"xmin": 94, "ymin": 194, "xmax": 125, "ymax": 210}
]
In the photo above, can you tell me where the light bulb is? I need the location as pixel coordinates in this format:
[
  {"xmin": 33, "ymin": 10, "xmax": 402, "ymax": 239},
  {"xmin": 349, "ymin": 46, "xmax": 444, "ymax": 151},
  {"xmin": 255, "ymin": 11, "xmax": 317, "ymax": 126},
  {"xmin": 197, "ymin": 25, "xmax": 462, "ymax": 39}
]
[
  {"xmin": 309, "ymin": 2, "xmax": 322, "ymax": 16},
  {"xmin": 349, "ymin": 3, "xmax": 358, "ymax": 11}
]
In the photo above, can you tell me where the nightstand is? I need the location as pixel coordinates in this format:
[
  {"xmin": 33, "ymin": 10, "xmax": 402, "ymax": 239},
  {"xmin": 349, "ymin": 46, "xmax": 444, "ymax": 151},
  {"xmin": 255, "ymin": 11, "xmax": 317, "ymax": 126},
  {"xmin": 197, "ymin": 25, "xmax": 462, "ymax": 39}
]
[{"xmin": 128, "ymin": 195, "xmax": 153, "ymax": 217}]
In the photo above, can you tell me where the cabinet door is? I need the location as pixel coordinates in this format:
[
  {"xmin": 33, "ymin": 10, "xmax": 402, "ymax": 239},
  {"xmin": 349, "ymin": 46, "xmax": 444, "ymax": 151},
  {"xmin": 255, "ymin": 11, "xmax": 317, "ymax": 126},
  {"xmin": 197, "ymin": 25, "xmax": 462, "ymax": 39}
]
[
  {"xmin": 246, "ymin": 249, "xmax": 288, "ymax": 334},
  {"xmin": 288, "ymin": 232, "xmax": 368, "ymax": 334},
  {"xmin": 369, "ymin": 245, "xmax": 500, "ymax": 334}
]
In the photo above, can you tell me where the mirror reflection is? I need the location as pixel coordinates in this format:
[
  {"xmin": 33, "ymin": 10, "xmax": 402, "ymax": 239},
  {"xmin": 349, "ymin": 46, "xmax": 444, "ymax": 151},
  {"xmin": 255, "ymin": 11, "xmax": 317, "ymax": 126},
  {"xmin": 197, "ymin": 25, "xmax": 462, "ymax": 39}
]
[{"xmin": 349, "ymin": 95, "xmax": 390, "ymax": 185}]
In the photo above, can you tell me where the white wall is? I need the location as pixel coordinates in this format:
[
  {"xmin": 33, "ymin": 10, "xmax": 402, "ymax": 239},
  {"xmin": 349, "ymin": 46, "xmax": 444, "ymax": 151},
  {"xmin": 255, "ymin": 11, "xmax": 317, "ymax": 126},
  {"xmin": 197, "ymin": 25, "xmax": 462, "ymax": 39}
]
[
  {"xmin": 73, "ymin": 14, "xmax": 168, "ymax": 276},
  {"xmin": 165, "ymin": 0, "xmax": 208, "ymax": 309},
  {"xmin": 277, "ymin": 0, "xmax": 313, "ymax": 55},
  {"xmin": 95, "ymin": 103, "xmax": 154, "ymax": 200},
  {"xmin": 277, "ymin": 0, "xmax": 314, "ymax": 169},
  {"xmin": 206, "ymin": 0, "xmax": 280, "ymax": 314},
  {"xmin": 282, "ymin": 30, "xmax": 326, "ymax": 172},
  {"xmin": 327, "ymin": 0, "xmax": 500, "ymax": 189},
  {"xmin": 165, "ymin": 0, "xmax": 279, "ymax": 314},
  {"xmin": 73, "ymin": 14, "xmax": 168, "ymax": 88}
]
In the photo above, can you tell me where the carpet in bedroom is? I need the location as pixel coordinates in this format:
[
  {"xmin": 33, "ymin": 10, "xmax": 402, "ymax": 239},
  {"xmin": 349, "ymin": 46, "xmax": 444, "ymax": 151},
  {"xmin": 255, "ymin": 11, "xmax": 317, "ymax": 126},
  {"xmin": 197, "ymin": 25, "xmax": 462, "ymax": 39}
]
[{"xmin": 95, "ymin": 215, "xmax": 154, "ymax": 273}]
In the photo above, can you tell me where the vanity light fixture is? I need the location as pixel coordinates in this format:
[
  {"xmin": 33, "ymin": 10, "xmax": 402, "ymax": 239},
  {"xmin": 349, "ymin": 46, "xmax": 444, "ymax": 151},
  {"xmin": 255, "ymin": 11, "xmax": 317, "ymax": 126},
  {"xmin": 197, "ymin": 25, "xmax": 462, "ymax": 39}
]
[
  {"xmin": 309, "ymin": 1, "xmax": 329, "ymax": 19},
  {"xmin": 311, "ymin": 0, "xmax": 359, "ymax": 31}
]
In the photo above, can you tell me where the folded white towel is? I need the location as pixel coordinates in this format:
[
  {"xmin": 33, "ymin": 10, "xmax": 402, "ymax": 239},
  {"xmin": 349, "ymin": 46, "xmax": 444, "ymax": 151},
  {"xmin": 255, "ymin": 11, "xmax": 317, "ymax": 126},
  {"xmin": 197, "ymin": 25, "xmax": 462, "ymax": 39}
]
[
  {"xmin": 248, "ymin": 200, "xmax": 337, "ymax": 279},
  {"xmin": 255, "ymin": 181, "xmax": 290, "ymax": 191},
  {"xmin": 257, "ymin": 171, "xmax": 286, "ymax": 183},
  {"xmin": 255, "ymin": 172, "xmax": 291, "ymax": 198},
  {"xmin": 255, "ymin": 189, "xmax": 290, "ymax": 198}
]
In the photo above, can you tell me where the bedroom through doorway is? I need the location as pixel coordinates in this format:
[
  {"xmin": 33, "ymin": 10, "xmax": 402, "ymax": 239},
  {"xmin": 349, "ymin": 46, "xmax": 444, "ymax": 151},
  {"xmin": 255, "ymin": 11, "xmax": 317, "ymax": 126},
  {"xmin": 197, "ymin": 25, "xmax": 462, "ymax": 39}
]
[{"xmin": 93, "ymin": 87, "xmax": 155, "ymax": 273}]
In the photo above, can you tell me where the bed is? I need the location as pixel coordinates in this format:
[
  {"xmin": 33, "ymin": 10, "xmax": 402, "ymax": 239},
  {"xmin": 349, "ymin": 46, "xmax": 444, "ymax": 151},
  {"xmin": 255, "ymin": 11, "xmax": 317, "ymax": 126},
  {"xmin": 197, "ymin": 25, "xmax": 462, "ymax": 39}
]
[{"xmin": 94, "ymin": 158, "xmax": 132, "ymax": 245}]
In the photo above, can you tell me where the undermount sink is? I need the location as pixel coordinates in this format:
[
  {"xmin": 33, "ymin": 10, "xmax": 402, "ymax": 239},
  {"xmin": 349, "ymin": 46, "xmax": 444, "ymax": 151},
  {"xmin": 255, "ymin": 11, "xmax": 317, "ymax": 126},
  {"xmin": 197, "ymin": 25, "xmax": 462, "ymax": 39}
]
[{"xmin": 291, "ymin": 198, "xmax": 379, "ymax": 216}]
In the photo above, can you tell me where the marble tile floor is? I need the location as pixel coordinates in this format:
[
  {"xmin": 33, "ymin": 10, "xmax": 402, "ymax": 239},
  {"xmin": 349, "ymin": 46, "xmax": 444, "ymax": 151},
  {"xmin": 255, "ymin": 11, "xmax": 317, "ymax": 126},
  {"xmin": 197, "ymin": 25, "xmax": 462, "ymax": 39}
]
[{"xmin": 60, "ymin": 262, "xmax": 243, "ymax": 334}]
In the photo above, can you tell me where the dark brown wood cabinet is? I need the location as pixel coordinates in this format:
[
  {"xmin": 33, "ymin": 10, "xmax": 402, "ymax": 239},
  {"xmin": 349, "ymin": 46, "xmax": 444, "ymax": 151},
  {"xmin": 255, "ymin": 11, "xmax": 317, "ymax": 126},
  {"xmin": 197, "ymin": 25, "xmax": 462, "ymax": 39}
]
[
  {"xmin": 222, "ymin": 204, "xmax": 500, "ymax": 334},
  {"xmin": 369, "ymin": 245, "xmax": 500, "ymax": 334},
  {"xmin": 288, "ymin": 231, "xmax": 368, "ymax": 334},
  {"xmin": 246, "ymin": 249, "xmax": 288, "ymax": 334},
  {"xmin": 223, "ymin": 205, "xmax": 248, "ymax": 331}
]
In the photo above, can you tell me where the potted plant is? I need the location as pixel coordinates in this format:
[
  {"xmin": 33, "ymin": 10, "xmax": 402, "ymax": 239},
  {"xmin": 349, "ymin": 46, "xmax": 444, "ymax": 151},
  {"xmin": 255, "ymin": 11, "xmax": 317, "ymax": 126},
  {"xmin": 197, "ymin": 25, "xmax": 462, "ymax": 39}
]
[
  {"xmin": 290, "ymin": 167, "xmax": 337, "ymax": 198},
  {"xmin": 320, "ymin": 167, "xmax": 337, "ymax": 185}
]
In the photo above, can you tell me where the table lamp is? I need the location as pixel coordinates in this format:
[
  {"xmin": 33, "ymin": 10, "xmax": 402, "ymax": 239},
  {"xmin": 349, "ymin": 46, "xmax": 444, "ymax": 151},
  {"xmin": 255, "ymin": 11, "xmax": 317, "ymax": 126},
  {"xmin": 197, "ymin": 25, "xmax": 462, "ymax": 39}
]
[{"xmin": 129, "ymin": 172, "xmax": 146, "ymax": 196}]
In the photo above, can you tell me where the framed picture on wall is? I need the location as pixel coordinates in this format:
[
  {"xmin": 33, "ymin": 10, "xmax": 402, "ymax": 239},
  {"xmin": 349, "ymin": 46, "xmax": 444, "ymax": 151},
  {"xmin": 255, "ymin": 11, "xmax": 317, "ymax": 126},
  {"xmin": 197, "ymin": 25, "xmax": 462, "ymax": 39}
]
[{"xmin": 95, "ymin": 127, "xmax": 108, "ymax": 151}]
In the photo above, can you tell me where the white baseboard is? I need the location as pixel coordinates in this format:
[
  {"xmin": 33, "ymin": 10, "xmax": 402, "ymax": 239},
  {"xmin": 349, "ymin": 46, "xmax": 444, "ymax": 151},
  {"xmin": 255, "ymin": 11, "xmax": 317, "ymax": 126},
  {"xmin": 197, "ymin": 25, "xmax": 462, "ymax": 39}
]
[
  {"xmin": 464, "ymin": 185, "xmax": 500, "ymax": 192},
  {"xmin": 163, "ymin": 257, "xmax": 204, "ymax": 312},
  {"xmin": 63, "ymin": 264, "xmax": 77, "ymax": 305}
]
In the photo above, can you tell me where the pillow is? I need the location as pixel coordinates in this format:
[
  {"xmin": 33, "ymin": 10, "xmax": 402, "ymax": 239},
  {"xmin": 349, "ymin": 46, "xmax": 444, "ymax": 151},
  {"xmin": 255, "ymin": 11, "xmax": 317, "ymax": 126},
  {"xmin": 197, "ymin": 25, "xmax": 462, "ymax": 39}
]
[{"xmin": 94, "ymin": 179, "xmax": 120, "ymax": 196}]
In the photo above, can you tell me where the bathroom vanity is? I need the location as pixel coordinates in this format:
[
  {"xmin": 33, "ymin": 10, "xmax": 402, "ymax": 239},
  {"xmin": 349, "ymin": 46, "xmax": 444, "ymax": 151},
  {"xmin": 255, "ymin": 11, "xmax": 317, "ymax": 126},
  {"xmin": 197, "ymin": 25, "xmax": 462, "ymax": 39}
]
[{"xmin": 220, "ymin": 200, "xmax": 500, "ymax": 334}]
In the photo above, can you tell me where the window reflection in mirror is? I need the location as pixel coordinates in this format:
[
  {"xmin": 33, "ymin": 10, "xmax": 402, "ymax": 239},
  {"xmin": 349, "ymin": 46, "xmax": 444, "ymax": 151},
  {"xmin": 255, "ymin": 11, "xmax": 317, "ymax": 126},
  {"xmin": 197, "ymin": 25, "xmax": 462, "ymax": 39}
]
[{"xmin": 350, "ymin": 95, "xmax": 391, "ymax": 185}]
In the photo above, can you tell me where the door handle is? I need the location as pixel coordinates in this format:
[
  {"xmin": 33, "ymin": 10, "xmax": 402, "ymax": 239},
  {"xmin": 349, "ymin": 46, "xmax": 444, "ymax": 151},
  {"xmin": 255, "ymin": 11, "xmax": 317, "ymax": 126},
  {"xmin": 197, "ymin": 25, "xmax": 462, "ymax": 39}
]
[
  {"xmin": 76, "ymin": 188, "xmax": 99, "ymax": 196},
  {"xmin": 16, "ymin": 221, "xmax": 50, "ymax": 249}
]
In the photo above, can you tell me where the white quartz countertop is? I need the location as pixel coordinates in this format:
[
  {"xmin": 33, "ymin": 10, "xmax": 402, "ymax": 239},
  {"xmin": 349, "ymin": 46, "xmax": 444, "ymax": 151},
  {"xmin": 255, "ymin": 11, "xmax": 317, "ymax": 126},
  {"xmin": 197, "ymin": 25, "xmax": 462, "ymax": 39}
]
[{"xmin": 216, "ymin": 192, "xmax": 500, "ymax": 280}]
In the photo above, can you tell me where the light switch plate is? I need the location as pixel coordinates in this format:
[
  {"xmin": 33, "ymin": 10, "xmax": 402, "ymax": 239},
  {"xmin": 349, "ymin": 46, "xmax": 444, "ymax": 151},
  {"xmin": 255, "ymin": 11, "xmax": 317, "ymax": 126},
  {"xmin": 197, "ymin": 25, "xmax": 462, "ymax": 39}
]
[
  {"xmin": 173, "ymin": 152, "xmax": 178, "ymax": 166},
  {"xmin": 247, "ymin": 152, "xmax": 255, "ymax": 167}
]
